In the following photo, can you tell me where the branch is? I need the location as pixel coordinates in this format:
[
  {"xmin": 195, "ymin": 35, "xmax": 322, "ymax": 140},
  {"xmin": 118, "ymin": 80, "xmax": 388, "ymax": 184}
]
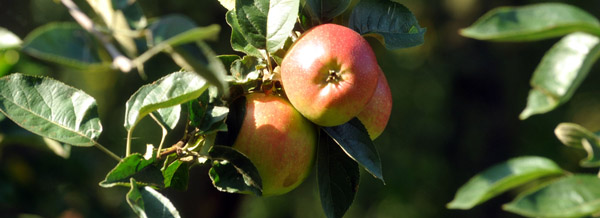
[{"xmin": 61, "ymin": 0, "xmax": 133, "ymax": 73}]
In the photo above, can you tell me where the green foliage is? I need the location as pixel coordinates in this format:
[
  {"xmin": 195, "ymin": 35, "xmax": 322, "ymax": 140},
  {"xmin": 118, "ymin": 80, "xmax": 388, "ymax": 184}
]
[
  {"xmin": 208, "ymin": 145, "xmax": 263, "ymax": 196},
  {"xmin": 0, "ymin": 73, "xmax": 102, "ymax": 146},
  {"xmin": 503, "ymin": 175, "xmax": 600, "ymax": 218},
  {"xmin": 304, "ymin": 0, "xmax": 352, "ymax": 23},
  {"xmin": 124, "ymin": 71, "xmax": 209, "ymax": 131},
  {"xmin": 100, "ymin": 153, "xmax": 164, "ymax": 188},
  {"xmin": 127, "ymin": 178, "xmax": 182, "ymax": 218},
  {"xmin": 447, "ymin": 156, "xmax": 564, "ymax": 210},
  {"xmin": 349, "ymin": 0, "xmax": 425, "ymax": 49},
  {"xmin": 521, "ymin": 32, "xmax": 600, "ymax": 119},
  {"xmin": 461, "ymin": 3, "xmax": 600, "ymax": 41},
  {"xmin": 22, "ymin": 23, "xmax": 109, "ymax": 69},
  {"xmin": 323, "ymin": 118, "xmax": 384, "ymax": 182},
  {"xmin": 317, "ymin": 130, "xmax": 359, "ymax": 218}
]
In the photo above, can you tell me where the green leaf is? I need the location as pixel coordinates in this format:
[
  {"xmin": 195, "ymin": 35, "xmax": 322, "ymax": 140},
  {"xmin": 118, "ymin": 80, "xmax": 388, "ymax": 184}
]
[
  {"xmin": 0, "ymin": 73, "xmax": 102, "ymax": 146},
  {"xmin": 555, "ymin": 123, "xmax": 600, "ymax": 167},
  {"xmin": 305, "ymin": 0, "xmax": 352, "ymax": 22},
  {"xmin": 226, "ymin": 10, "xmax": 263, "ymax": 58},
  {"xmin": 215, "ymin": 96, "xmax": 246, "ymax": 146},
  {"xmin": 503, "ymin": 174, "xmax": 600, "ymax": 218},
  {"xmin": 348, "ymin": 0, "xmax": 426, "ymax": 49},
  {"xmin": 235, "ymin": 0, "xmax": 300, "ymax": 53},
  {"xmin": 162, "ymin": 160, "xmax": 189, "ymax": 190},
  {"xmin": 322, "ymin": 118, "xmax": 384, "ymax": 182},
  {"xmin": 229, "ymin": 55, "xmax": 264, "ymax": 83},
  {"xmin": 100, "ymin": 153, "xmax": 164, "ymax": 188},
  {"xmin": 317, "ymin": 130, "xmax": 359, "ymax": 218},
  {"xmin": 127, "ymin": 178, "xmax": 181, "ymax": 218},
  {"xmin": 121, "ymin": 2, "xmax": 147, "ymax": 30},
  {"xmin": 0, "ymin": 27, "xmax": 22, "ymax": 50},
  {"xmin": 152, "ymin": 105, "xmax": 181, "ymax": 132},
  {"xmin": 461, "ymin": 3, "xmax": 600, "ymax": 41},
  {"xmin": 124, "ymin": 71, "xmax": 209, "ymax": 131},
  {"xmin": 22, "ymin": 22, "xmax": 108, "ymax": 69},
  {"xmin": 208, "ymin": 145, "xmax": 262, "ymax": 196},
  {"xmin": 447, "ymin": 156, "xmax": 564, "ymax": 210},
  {"xmin": 168, "ymin": 42, "xmax": 229, "ymax": 95},
  {"xmin": 216, "ymin": 54, "xmax": 241, "ymax": 70},
  {"xmin": 520, "ymin": 32, "xmax": 600, "ymax": 119}
]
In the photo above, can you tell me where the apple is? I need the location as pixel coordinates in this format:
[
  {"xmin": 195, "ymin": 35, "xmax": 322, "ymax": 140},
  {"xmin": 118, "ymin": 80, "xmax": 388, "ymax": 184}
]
[
  {"xmin": 281, "ymin": 23, "xmax": 379, "ymax": 127},
  {"xmin": 357, "ymin": 70, "xmax": 392, "ymax": 140},
  {"xmin": 232, "ymin": 93, "xmax": 317, "ymax": 196}
]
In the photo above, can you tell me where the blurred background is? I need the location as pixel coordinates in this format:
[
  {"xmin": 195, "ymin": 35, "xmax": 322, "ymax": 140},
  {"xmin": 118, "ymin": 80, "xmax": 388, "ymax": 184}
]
[{"xmin": 1, "ymin": 0, "xmax": 600, "ymax": 217}]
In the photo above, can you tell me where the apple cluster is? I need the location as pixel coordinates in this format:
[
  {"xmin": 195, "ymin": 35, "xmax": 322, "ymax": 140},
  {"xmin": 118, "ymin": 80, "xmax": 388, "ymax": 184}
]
[{"xmin": 232, "ymin": 24, "xmax": 392, "ymax": 196}]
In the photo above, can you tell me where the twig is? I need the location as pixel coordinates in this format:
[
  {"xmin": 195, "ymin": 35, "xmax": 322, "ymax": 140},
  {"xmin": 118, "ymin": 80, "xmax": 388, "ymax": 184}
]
[
  {"xmin": 94, "ymin": 142, "xmax": 122, "ymax": 162},
  {"xmin": 61, "ymin": 0, "xmax": 133, "ymax": 73}
]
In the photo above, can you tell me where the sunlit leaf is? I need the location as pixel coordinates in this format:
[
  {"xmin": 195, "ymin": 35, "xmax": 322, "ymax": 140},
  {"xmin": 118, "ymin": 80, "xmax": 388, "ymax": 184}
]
[
  {"xmin": 124, "ymin": 71, "xmax": 209, "ymax": 131},
  {"xmin": 152, "ymin": 105, "xmax": 181, "ymax": 132},
  {"xmin": 323, "ymin": 118, "xmax": 384, "ymax": 182},
  {"xmin": 520, "ymin": 32, "xmax": 600, "ymax": 119},
  {"xmin": 461, "ymin": 3, "xmax": 600, "ymax": 41},
  {"xmin": 127, "ymin": 178, "xmax": 181, "ymax": 218},
  {"xmin": 504, "ymin": 174, "xmax": 600, "ymax": 217},
  {"xmin": 0, "ymin": 73, "xmax": 102, "ymax": 146},
  {"xmin": 447, "ymin": 156, "xmax": 564, "ymax": 210},
  {"xmin": 317, "ymin": 130, "xmax": 359, "ymax": 218},
  {"xmin": 218, "ymin": 0, "xmax": 235, "ymax": 10},
  {"xmin": 235, "ymin": 0, "xmax": 300, "ymax": 53},
  {"xmin": 0, "ymin": 27, "xmax": 22, "ymax": 49},
  {"xmin": 162, "ymin": 160, "xmax": 189, "ymax": 190},
  {"xmin": 22, "ymin": 23, "xmax": 109, "ymax": 69},
  {"xmin": 349, "ymin": 0, "xmax": 426, "ymax": 49},
  {"xmin": 100, "ymin": 153, "xmax": 164, "ymax": 188}
]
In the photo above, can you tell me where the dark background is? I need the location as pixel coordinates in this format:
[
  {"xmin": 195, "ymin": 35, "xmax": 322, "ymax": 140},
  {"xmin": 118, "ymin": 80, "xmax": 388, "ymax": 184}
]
[{"xmin": 1, "ymin": 0, "xmax": 600, "ymax": 217}]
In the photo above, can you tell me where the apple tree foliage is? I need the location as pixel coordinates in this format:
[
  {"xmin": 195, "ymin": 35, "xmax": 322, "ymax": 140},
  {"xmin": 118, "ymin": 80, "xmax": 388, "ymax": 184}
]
[
  {"xmin": 0, "ymin": 0, "xmax": 424, "ymax": 217},
  {"xmin": 448, "ymin": 3, "xmax": 600, "ymax": 217}
]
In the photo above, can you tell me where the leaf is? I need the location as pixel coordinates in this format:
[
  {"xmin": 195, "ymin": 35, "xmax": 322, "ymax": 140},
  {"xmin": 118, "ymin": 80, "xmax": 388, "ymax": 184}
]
[
  {"xmin": 216, "ymin": 54, "xmax": 240, "ymax": 70},
  {"xmin": 22, "ymin": 23, "xmax": 108, "ymax": 69},
  {"xmin": 348, "ymin": 0, "xmax": 426, "ymax": 49},
  {"xmin": 152, "ymin": 105, "xmax": 181, "ymax": 132},
  {"xmin": 555, "ymin": 123, "xmax": 600, "ymax": 167},
  {"xmin": 520, "ymin": 32, "xmax": 600, "ymax": 119},
  {"xmin": 503, "ymin": 174, "xmax": 600, "ymax": 218},
  {"xmin": 461, "ymin": 3, "xmax": 600, "ymax": 42},
  {"xmin": 226, "ymin": 10, "xmax": 263, "ymax": 58},
  {"xmin": 100, "ymin": 153, "xmax": 164, "ymax": 188},
  {"xmin": 0, "ymin": 27, "xmax": 22, "ymax": 49},
  {"xmin": 124, "ymin": 71, "xmax": 209, "ymax": 131},
  {"xmin": 317, "ymin": 130, "xmax": 360, "ymax": 218},
  {"xmin": 322, "ymin": 118, "xmax": 384, "ymax": 182},
  {"xmin": 235, "ymin": 0, "xmax": 300, "ymax": 53},
  {"xmin": 162, "ymin": 160, "xmax": 189, "ymax": 190},
  {"xmin": 447, "ymin": 156, "xmax": 564, "ymax": 210},
  {"xmin": 0, "ymin": 73, "xmax": 102, "ymax": 146},
  {"xmin": 120, "ymin": 2, "xmax": 147, "ymax": 30},
  {"xmin": 218, "ymin": 0, "xmax": 235, "ymax": 10},
  {"xmin": 168, "ymin": 42, "xmax": 229, "ymax": 95},
  {"xmin": 305, "ymin": 0, "xmax": 352, "ymax": 22},
  {"xmin": 127, "ymin": 178, "xmax": 181, "ymax": 218},
  {"xmin": 215, "ymin": 96, "xmax": 246, "ymax": 147},
  {"xmin": 229, "ymin": 55, "xmax": 263, "ymax": 83},
  {"xmin": 208, "ymin": 145, "xmax": 262, "ymax": 196},
  {"xmin": 198, "ymin": 106, "xmax": 229, "ymax": 135}
]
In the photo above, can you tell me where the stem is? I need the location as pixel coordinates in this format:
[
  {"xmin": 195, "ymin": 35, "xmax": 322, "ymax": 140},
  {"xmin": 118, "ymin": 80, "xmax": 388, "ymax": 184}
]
[
  {"xmin": 126, "ymin": 130, "xmax": 133, "ymax": 156},
  {"xmin": 60, "ymin": 0, "xmax": 133, "ymax": 72},
  {"xmin": 149, "ymin": 113, "xmax": 168, "ymax": 158},
  {"xmin": 94, "ymin": 142, "xmax": 122, "ymax": 162}
]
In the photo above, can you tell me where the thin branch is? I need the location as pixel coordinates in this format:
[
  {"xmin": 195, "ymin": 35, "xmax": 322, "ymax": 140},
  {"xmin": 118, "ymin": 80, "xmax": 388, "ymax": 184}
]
[
  {"xmin": 94, "ymin": 142, "xmax": 122, "ymax": 162},
  {"xmin": 61, "ymin": 0, "xmax": 133, "ymax": 73}
]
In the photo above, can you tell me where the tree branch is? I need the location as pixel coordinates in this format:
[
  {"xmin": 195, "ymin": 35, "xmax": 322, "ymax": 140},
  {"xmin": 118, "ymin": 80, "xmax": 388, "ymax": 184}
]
[{"xmin": 61, "ymin": 0, "xmax": 133, "ymax": 73}]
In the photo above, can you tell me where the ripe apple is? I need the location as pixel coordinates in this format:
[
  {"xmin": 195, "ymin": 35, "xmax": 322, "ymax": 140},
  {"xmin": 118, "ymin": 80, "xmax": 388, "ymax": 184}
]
[
  {"xmin": 281, "ymin": 23, "xmax": 379, "ymax": 127},
  {"xmin": 357, "ymin": 70, "xmax": 392, "ymax": 140},
  {"xmin": 232, "ymin": 93, "xmax": 317, "ymax": 196}
]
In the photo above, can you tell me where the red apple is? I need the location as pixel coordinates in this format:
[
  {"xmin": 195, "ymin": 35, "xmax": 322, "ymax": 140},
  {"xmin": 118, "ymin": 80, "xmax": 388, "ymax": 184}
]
[
  {"xmin": 357, "ymin": 70, "xmax": 392, "ymax": 140},
  {"xmin": 281, "ymin": 23, "xmax": 379, "ymax": 127},
  {"xmin": 232, "ymin": 93, "xmax": 317, "ymax": 196}
]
